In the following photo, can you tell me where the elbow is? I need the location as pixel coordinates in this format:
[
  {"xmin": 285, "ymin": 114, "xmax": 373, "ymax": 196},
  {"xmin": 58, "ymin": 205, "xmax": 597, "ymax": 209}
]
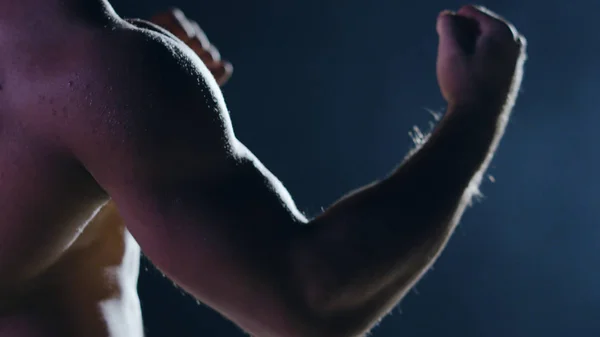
[
  {"xmin": 280, "ymin": 310, "xmax": 371, "ymax": 337},
  {"xmin": 286, "ymin": 239, "xmax": 438, "ymax": 337},
  {"xmin": 286, "ymin": 263, "xmax": 381, "ymax": 337},
  {"xmin": 283, "ymin": 245, "xmax": 384, "ymax": 337},
  {"xmin": 287, "ymin": 301, "xmax": 380, "ymax": 337}
]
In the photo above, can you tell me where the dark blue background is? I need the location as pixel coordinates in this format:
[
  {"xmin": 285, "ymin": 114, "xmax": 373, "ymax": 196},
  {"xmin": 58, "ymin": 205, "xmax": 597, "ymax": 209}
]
[{"xmin": 111, "ymin": 0, "xmax": 600, "ymax": 336}]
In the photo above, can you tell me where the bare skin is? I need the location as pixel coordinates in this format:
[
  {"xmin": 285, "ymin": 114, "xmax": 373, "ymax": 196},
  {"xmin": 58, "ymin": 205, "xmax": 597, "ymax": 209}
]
[
  {"xmin": 0, "ymin": 8, "xmax": 231, "ymax": 337},
  {"xmin": 0, "ymin": 1, "xmax": 526, "ymax": 337}
]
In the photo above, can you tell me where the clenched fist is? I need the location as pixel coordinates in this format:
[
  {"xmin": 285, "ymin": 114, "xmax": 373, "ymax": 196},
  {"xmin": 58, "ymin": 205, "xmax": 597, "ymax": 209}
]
[
  {"xmin": 436, "ymin": 5, "xmax": 526, "ymax": 107},
  {"xmin": 130, "ymin": 8, "xmax": 233, "ymax": 86}
]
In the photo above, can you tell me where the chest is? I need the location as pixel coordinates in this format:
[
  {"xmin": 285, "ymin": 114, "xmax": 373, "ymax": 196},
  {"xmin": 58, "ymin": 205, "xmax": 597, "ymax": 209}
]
[{"xmin": 0, "ymin": 128, "xmax": 107, "ymax": 287}]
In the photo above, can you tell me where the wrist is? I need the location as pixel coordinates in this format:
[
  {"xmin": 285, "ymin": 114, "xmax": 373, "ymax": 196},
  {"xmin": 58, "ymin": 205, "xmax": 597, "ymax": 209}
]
[
  {"xmin": 448, "ymin": 88, "xmax": 509, "ymax": 110},
  {"xmin": 443, "ymin": 98, "xmax": 510, "ymax": 135}
]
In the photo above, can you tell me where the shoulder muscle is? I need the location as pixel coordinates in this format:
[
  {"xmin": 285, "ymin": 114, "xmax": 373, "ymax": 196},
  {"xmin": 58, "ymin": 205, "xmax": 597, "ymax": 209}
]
[{"xmin": 59, "ymin": 25, "xmax": 237, "ymax": 189}]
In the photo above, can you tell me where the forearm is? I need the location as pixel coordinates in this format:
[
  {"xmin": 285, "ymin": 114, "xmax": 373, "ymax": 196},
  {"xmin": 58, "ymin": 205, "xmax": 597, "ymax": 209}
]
[{"xmin": 288, "ymin": 99, "xmax": 514, "ymax": 333}]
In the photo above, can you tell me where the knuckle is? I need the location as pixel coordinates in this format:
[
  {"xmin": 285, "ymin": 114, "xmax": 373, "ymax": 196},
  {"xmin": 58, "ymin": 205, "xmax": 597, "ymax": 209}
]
[
  {"xmin": 168, "ymin": 7, "xmax": 186, "ymax": 20},
  {"xmin": 223, "ymin": 62, "xmax": 233, "ymax": 73},
  {"xmin": 155, "ymin": 8, "xmax": 184, "ymax": 26},
  {"xmin": 484, "ymin": 21, "xmax": 521, "ymax": 48},
  {"xmin": 516, "ymin": 34, "xmax": 527, "ymax": 49},
  {"xmin": 436, "ymin": 13, "xmax": 454, "ymax": 30},
  {"xmin": 169, "ymin": 9, "xmax": 192, "ymax": 29},
  {"xmin": 490, "ymin": 20, "xmax": 514, "ymax": 36},
  {"xmin": 191, "ymin": 23, "xmax": 210, "ymax": 48},
  {"xmin": 458, "ymin": 4, "xmax": 480, "ymax": 16},
  {"xmin": 200, "ymin": 52, "xmax": 215, "ymax": 64},
  {"xmin": 469, "ymin": 6, "xmax": 514, "ymax": 35},
  {"xmin": 208, "ymin": 46, "xmax": 221, "ymax": 61}
]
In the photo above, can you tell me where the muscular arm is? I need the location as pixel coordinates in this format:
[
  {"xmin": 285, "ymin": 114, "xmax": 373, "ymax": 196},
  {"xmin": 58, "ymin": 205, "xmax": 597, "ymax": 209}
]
[{"xmin": 60, "ymin": 15, "xmax": 524, "ymax": 337}]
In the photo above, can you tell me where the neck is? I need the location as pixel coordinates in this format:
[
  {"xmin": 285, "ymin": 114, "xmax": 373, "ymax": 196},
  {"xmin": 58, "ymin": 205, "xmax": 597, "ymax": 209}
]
[{"xmin": 0, "ymin": 0, "xmax": 119, "ymax": 26}]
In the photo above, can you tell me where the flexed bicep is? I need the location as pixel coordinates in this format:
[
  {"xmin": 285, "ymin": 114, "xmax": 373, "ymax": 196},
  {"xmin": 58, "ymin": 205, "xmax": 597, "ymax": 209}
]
[
  {"xmin": 58, "ymin": 6, "xmax": 526, "ymax": 337},
  {"xmin": 58, "ymin": 23, "xmax": 317, "ymax": 336}
]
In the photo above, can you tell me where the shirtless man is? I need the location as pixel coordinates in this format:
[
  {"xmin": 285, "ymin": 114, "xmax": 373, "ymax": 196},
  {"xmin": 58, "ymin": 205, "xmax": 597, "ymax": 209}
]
[
  {"xmin": 0, "ymin": 1, "xmax": 526, "ymax": 336},
  {"xmin": 0, "ymin": 8, "xmax": 232, "ymax": 337}
]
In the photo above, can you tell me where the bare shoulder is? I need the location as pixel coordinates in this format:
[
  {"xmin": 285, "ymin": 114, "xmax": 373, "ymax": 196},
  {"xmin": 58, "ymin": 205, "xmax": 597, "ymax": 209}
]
[
  {"xmin": 55, "ymin": 23, "xmax": 237, "ymax": 186},
  {"xmin": 69, "ymin": 23, "xmax": 231, "ymax": 134}
]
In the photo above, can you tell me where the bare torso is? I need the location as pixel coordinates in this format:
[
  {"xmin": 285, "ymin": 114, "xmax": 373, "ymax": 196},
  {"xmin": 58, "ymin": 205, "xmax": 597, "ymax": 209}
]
[
  {"xmin": 0, "ymin": 2, "xmax": 526, "ymax": 337},
  {"xmin": 0, "ymin": 203, "xmax": 143, "ymax": 337},
  {"xmin": 0, "ymin": 8, "xmax": 143, "ymax": 337},
  {"xmin": 0, "ymin": 3, "xmax": 235, "ymax": 334}
]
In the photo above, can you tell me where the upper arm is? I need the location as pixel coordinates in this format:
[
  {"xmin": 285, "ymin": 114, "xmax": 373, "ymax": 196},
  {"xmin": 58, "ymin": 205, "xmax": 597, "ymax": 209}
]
[
  {"xmin": 67, "ymin": 28, "xmax": 234, "ymax": 184},
  {"xmin": 63, "ymin": 26, "xmax": 306, "ymax": 225},
  {"xmin": 50, "ymin": 25, "xmax": 483, "ymax": 337},
  {"xmin": 59, "ymin": 27, "xmax": 317, "ymax": 336}
]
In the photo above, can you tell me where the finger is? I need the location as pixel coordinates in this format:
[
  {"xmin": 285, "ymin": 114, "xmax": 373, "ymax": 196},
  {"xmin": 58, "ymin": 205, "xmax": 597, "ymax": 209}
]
[
  {"xmin": 515, "ymin": 34, "xmax": 527, "ymax": 49},
  {"xmin": 189, "ymin": 21, "xmax": 211, "ymax": 49},
  {"xmin": 457, "ymin": 5, "xmax": 500, "ymax": 27},
  {"xmin": 150, "ymin": 8, "xmax": 195, "ymax": 41},
  {"xmin": 206, "ymin": 45, "xmax": 221, "ymax": 62},
  {"xmin": 437, "ymin": 10, "xmax": 479, "ymax": 55},
  {"xmin": 189, "ymin": 42, "xmax": 221, "ymax": 65},
  {"xmin": 195, "ymin": 48, "xmax": 212, "ymax": 64},
  {"xmin": 209, "ymin": 62, "xmax": 234, "ymax": 86},
  {"xmin": 436, "ymin": 10, "xmax": 455, "ymax": 36},
  {"xmin": 457, "ymin": 5, "xmax": 515, "ymax": 39}
]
